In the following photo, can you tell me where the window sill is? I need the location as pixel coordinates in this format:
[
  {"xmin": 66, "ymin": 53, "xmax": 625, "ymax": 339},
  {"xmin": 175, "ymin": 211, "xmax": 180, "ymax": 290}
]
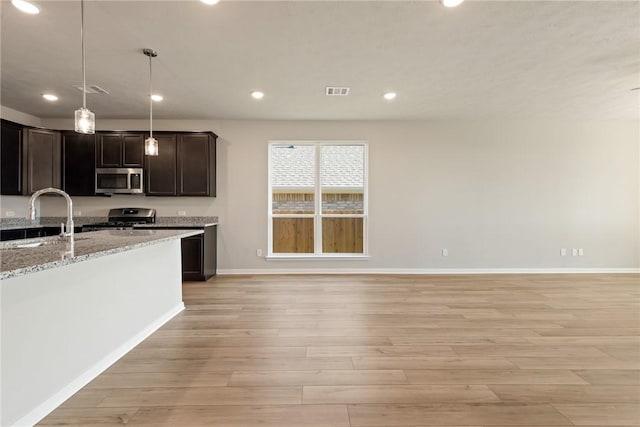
[{"xmin": 266, "ymin": 254, "xmax": 370, "ymax": 261}]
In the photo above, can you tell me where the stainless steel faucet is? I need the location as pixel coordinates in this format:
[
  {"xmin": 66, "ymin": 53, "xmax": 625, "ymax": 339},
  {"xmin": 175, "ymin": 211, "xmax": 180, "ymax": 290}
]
[{"xmin": 28, "ymin": 187, "xmax": 75, "ymax": 259}]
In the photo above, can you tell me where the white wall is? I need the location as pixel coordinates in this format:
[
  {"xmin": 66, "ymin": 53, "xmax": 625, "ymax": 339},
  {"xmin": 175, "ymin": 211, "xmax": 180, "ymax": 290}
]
[
  {"xmin": 1, "ymin": 105, "xmax": 41, "ymax": 127},
  {"xmin": 0, "ymin": 196, "xmax": 37, "ymax": 218},
  {"xmin": 38, "ymin": 118, "xmax": 639, "ymax": 271}
]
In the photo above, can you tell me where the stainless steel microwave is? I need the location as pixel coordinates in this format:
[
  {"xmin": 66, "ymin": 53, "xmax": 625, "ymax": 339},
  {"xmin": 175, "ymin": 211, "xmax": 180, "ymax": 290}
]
[{"xmin": 95, "ymin": 168, "xmax": 144, "ymax": 194}]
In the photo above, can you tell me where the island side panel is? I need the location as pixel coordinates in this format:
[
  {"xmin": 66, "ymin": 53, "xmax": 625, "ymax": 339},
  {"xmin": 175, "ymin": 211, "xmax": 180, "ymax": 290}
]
[{"xmin": 1, "ymin": 239, "xmax": 184, "ymax": 427}]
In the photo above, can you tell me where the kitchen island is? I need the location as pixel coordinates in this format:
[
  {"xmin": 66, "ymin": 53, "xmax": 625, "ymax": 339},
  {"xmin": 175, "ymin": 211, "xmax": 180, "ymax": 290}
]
[{"xmin": 0, "ymin": 229, "xmax": 202, "ymax": 427}]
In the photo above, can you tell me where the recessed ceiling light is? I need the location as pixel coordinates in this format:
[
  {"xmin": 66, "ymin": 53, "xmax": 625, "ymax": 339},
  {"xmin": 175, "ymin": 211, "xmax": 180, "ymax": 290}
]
[
  {"xmin": 201, "ymin": 0, "xmax": 220, "ymax": 5},
  {"xmin": 42, "ymin": 94, "xmax": 58, "ymax": 102},
  {"xmin": 151, "ymin": 94, "xmax": 164, "ymax": 102},
  {"xmin": 12, "ymin": 0, "xmax": 40, "ymax": 14},
  {"xmin": 251, "ymin": 91, "xmax": 265, "ymax": 100},
  {"xmin": 383, "ymin": 92, "xmax": 397, "ymax": 100},
  {"xmin": 441, "ymin": 0, "xmax": 464, "ymax": 7}
]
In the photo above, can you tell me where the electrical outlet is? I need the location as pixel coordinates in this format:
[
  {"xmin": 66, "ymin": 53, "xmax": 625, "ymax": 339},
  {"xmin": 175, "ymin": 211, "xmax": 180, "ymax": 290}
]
[
  {"xmin": 177, "ymin": 210, "xmax": 186, "ymax": 216},
  {"xmin": 256, "ymin": 249, "xmax": 263, "ymax": 257},
  {"xmin": 442, "ymin": 248, "xmax": 448, "ymax": 257},
  {"xmin": 572, "ymin": 248, "xmax": 578, "ymax": 256},
  {"xmin": 5, "ymin": 211, "xmax": 15, "ymax": 217},
  {"xmin": 560, "ymin": 248, "xmax": 567, "ymax": 256},
  {"xmin": 578, "ymin": 248, "xmax": 584, "ymax": 256}
]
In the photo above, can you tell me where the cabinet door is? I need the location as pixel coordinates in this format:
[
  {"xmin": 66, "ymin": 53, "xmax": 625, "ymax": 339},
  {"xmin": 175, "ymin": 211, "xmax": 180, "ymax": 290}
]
[
  {"xmin": 24, "ymin": 128, "xmax": 61, "ymax": 194},
  {"xmin": 1, "ymin": 120, "xmax": 23, "ymax": 195},
  {"xmin": 1, "ymin": 229, "xmax": 27, "ymax": 241},
  {"xmin": 181, "ymin": 235, "xmax": 204, "ymax": 281},
  {"xmin": 203, "ymin": 225, "xmax": 217, "ymax": 279},
  {"xmin": 177, "ymin": 134, "xmax": 211, "ymax": 196},
  {"xmin": 122, "ymin": 134, "xmax": 144, "ymax": 167},
  {"xmin": 97, "ymin": 134, "xmax": 122, "ymax": 167},
  {"xmin": 145, "ymin": 134, "xmax": 177, "ymax": 196},
  {"xmin": 62, "ymin": 133, "xmax": 96, "ymax": 196}
]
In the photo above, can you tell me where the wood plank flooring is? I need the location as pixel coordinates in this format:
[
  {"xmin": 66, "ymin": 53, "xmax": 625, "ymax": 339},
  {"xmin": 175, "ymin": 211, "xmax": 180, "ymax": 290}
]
[{"xmin": 38, "ymin": 273, "xmax": 640, "ymax": 426}]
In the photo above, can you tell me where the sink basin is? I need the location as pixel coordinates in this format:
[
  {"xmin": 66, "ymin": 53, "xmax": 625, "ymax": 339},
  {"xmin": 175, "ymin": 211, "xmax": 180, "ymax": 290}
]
[
  {"xmin": 4, "ymin": 236, "xmax": 90, "ymax": 250},
  {"xmin": 15, "ymin": 241, "xmax": 44, "ymax": 248}
]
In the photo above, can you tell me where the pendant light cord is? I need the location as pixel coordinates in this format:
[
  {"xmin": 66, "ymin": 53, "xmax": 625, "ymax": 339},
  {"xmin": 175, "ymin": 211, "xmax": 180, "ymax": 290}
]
[
  {"xmin": 81, "ymin": 0, "xmax": 86, "ymax": 109},
  {"xmin": 149, "ymin": 55, "xmax": 153, "ymax": 138}
]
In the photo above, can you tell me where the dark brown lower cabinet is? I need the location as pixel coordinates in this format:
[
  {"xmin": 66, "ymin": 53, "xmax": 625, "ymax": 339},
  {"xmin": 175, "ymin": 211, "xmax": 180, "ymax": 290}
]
[
  {"xmin": 181, "ymin": 235, "xmax": 204, "ymax": 280},
  {"xmin": 0, "ymin": 226, "xmax": 65, "ymax": 241},
  {"xmin": 181, "ymin": 225, "xmax": 217, "ymax": 281}
]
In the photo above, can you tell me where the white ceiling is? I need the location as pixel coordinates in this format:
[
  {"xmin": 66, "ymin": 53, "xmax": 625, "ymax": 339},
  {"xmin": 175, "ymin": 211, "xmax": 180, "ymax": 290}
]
[{"xmin": 1, "ymin": 0, "xmax": 638, "ymax": 120}]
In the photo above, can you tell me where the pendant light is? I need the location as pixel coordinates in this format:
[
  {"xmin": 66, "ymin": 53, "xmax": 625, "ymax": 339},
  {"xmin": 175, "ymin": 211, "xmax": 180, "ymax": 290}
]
[
  {"xmin": 74, "ymin": 0, "xmax": 95, "ymax": 134},
  {"xmin": 143, "ymin": 48, "xmax": 159, "ymax": 156}
]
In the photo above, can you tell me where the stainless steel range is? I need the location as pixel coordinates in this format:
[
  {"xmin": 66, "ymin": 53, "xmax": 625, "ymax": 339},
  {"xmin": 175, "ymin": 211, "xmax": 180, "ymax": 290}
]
[{"xmin": 82, "ymin": 208, "xmax": 156, "ymax": 231}]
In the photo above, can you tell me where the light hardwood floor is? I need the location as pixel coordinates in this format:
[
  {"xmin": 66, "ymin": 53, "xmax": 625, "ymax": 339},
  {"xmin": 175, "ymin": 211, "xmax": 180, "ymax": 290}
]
[{"xmin": 38, "ymin": 274, "xmax": 640, "ymax": 426}]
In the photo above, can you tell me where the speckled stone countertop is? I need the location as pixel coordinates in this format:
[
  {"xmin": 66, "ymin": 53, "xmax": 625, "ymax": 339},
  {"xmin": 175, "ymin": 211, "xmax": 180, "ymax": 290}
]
[
  {"xmin": 135, "ymin": 216, "xmax": 218, "ymax": 228},
  {"xmin": 0, "ymin": 229, "xmax": 203, "ymax": 280},
  {"xmin": 1, "ymin": 216, "xmax": 218, "ymax": 230},
  {"xmin": 0, "ymin": 217, "xmax": 104, "ymax": 230}
]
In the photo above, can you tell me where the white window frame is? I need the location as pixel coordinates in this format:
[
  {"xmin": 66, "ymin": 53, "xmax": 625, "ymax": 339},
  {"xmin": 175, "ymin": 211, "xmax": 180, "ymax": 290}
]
[{"xmin": 267, "ymin": 140, "xmax": 369, "ymax": 259}]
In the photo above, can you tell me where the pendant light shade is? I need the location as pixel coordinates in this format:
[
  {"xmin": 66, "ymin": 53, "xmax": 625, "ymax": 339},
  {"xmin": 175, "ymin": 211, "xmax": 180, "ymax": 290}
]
[
  {"xmin": 74, "ymin": 107, "xmax": 95, "ymax": 134},
  {"xmin": 143, "ymin": 48, "xmax": 159, "ymax": 156},
  {"xmin": 145, "ymin": 136, "xmax": 159, "ymax": 156},
  {"xmin": 74, "ymin": 0, "xmax": 95, "ymax": 134}
]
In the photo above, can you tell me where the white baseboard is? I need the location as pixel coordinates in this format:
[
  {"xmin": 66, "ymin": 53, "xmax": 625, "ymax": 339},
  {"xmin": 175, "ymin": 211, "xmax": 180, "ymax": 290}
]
[
  {"xmin": 217, "ymin": 268, "xmax": 640, "ymax": 275},
  {"xmin": 12, "ymin": 303, "xmax": 185, "ymax": 427}
]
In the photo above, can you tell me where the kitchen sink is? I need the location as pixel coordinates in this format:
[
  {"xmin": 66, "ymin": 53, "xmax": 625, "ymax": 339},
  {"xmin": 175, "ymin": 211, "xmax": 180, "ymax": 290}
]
[
  {"xmin": 4, "ymin": 236, "xmax": 91, "ymax": 249},
  {"xmin": 14, "ymin": 241, "xmax": 45, "ymax": 248}
]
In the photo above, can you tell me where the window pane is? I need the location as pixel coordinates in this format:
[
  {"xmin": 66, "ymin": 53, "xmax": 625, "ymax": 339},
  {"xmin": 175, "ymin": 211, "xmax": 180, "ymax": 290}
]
[
  {"xmin": 321, "ymin": 145, "xmax": 364, "ymax": 214},
  {"xmin": 271, "ymin": 145, "xmax": 315, "ymax": 214},
  {"xmin": 273, "ymin": 217, "xmax": 314, "ymax": 253},
  {"xmin": 322, "ymin": 217, "xmax": 364, "ymax": 254}
]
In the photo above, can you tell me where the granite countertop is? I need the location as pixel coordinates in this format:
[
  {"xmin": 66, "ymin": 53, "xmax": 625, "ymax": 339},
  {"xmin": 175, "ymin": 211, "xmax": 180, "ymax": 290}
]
[
  {"xmin": 0, "ymin": 217, "xmax": 104, "ymax": 230},
  {"xmin": 0, "ymin": 229, "xmax": 203, "ymax": 280},
  {"xmin": 0, "ymin": 216, "xmax": 218, "ymax": 230},
  {"xmin": 135, "ymin": 217, "xmax": 218, "ymax": 228}
]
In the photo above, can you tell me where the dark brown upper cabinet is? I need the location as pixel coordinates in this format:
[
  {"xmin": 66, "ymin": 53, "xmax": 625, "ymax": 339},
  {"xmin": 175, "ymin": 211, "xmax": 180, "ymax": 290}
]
[
  {"xmin": 1, "ymin": 120, "xmax": 23, "ymax": 195},
  {"xmin": 123, "ymin": 134, "xmax": 145, "ymax": 167},
  {"xmin": 23, "ymin": 128, "xmax": 61, "ymax": 194},
  {"xmin": 62, "ymin": 132, "xmax": 96, "ymax": 196},
  {"xmin": 97, "ymin": 132, "xmax": 144, "ymax": 168},
  {"xmin": 1, "ymin": 122, "xmax": 217, "ymax": 198},
  {"xmin": 177, "ymin": 133, "xmax": 216, "ymax": 196},
  {"xmin": 146, "ymin": 132, "xmax": 216, "ymax": 197},
  {"xmin": 145, "ymin": 134, "xmax": 177, "ymax": 196}
]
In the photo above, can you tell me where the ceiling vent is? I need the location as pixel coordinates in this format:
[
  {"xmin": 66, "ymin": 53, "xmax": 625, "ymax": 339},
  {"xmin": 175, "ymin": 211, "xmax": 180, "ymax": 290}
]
[
  {"xmin": 73, "ymin": 85, "xmax": 110, "ymax": 95},
  {"xmin": 326, "ymin": 87, "xmax": 350, "ymax": 96}
]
